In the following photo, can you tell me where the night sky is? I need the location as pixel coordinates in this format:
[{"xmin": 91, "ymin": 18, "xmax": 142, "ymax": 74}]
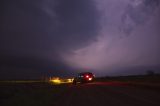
[{"xmin": 0, "ymin": 0, "xmax": 160, "ymax": 79}]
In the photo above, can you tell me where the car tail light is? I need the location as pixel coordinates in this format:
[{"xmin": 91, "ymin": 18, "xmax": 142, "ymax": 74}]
[{"xmin": 85, "ymin": 75, "xmax": 89, "ymax": 78}]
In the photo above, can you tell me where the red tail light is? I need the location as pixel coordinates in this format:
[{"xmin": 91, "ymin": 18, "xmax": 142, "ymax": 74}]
[{"xmin": 85, "ymin": 75, "xmax": 89, "ymax": 78}]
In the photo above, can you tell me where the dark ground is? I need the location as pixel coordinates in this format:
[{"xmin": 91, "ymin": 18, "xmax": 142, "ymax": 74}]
[{"xmin": 0, "ymin": 81, "xmax": 160, "ymax": 106}]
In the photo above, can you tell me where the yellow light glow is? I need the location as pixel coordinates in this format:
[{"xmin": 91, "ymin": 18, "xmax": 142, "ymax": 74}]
[
  {"xmin": 67, "ymin": 78, "xmax": 73, "ymax": 83},
  {"xmin": 50, "ymin": 78, "xmax": 61, "ymax": 84},
  {"xmin": 49, "ymin": 77, "xmax": 74, "ymax": 84},
  {"xmin": 53, "ymin": 79, "xmax": 61, "ymax": 83}
]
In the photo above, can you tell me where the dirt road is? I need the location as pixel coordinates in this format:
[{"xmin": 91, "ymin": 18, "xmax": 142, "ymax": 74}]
[{"xmin": 54, "ymin": 82, "xmax": 160, "ymax": 106}]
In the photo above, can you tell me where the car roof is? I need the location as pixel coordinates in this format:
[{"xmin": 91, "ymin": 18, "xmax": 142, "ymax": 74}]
[{"xmin": 78, "ymin": 72, "xmax": 93, "ymax": 75}]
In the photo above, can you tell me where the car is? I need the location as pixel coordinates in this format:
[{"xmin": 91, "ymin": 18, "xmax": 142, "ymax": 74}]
[{"xmin": 73, "ymin": 72, "xmax": 95, "ymax": 84}]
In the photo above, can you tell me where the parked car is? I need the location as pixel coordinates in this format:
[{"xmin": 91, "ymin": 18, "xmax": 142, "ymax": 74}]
[{"xmin": 73, "ymin": 72, "xmax": 95, "ymax": 84}]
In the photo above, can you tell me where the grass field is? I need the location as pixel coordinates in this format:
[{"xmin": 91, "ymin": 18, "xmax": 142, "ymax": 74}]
[
  {"xmin": 0, "ymin": 81, "xmax": 70, "ymax": 106},
  {"xmin": 0, "ymin": 74, "xmax": 160, "ymax": 106},
  {"xmin": 96, "ymin": 74, "xmax": 160, "ymax": 90},
  {"xmin": 96, "ymin": 74, "xmax": 160, "ymax": 83}
]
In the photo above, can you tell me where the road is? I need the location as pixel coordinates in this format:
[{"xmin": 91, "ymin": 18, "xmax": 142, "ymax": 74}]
[{"xmin": 53, "ymin": 82, "xmax": 160, "ymax": 106}]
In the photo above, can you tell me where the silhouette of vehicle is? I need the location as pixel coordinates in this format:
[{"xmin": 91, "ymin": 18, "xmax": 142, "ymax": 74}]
[{"xmin": 73, "ymin": 72, "xmax": 95, "ymax": 84}]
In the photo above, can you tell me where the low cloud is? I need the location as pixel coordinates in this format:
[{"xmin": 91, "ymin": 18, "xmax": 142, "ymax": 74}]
[{"xmin": 62, "ymin": 0, "xmax": 160, "ymax": 75}]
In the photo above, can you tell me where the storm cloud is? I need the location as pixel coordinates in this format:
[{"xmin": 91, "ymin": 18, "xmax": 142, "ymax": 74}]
[
  {"xmin": 1, "ymin": 0, "xmax": 100, "ymax": 54},
  {"xmin": 62, "ymin": 0, "xmax": 160, "ymax": 75},
  {"xmin": 0, "ymin": 0, "xmax": 160, "ymax": 78},
  {"xmin": 0, "ymin": 0, "xmax": 100, "ymax": 78}
]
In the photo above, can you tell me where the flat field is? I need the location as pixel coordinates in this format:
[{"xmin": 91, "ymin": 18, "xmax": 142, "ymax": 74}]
[{"xmin": 0, "ymin": 75, "xmax": 160, "ymax": 106}]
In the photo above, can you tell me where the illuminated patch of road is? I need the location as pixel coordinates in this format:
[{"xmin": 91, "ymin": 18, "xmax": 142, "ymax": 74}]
[{"xmin": 49, "ymin": 78, "xmax": 73, "ymax": 85}]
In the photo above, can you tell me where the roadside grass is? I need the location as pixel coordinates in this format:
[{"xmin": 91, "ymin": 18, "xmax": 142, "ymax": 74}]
[
  {"xmin": 95, "ymin": 74, "xmax": 160, "ymax": 83},
  {"xmin": 0, "ymin": 81, "xmax": 69, "ymax": 106},
  {"xmin": 95, "ymin": 74, "xmax": 160, "ymax": 90}
]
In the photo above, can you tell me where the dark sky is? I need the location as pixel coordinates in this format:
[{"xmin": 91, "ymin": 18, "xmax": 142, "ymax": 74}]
[{"xmin": 0, "ymin": 0, "xmax": 160, "ymax": 79}]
